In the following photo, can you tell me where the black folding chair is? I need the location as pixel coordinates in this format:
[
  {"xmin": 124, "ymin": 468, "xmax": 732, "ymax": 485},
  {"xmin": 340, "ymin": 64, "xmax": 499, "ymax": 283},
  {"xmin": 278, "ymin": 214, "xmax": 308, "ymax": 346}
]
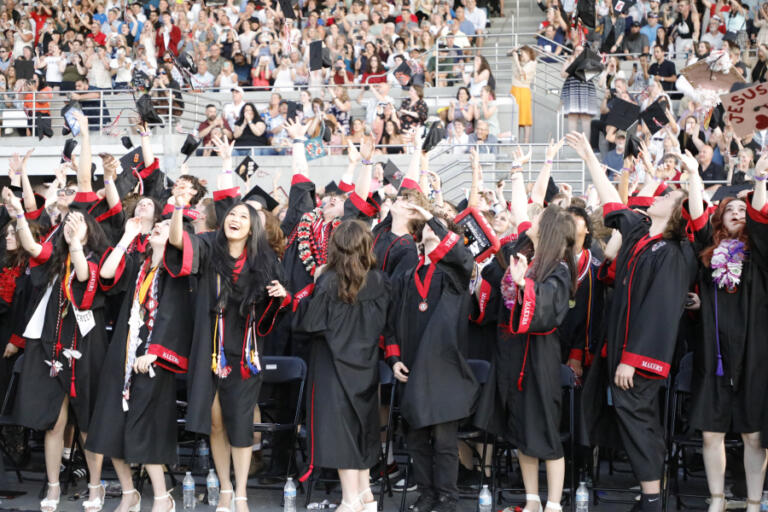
[
  {"xmin": 250, "ymin": 356, "xmax": 307, "ymax": 489},
  {"xmin": 663, "ymin": 353, "xmax": 741, "ymax": 511},
  {"xmin": 456, "ymin": 360, "xmax": 493, "ymax": 500},
  {"xmin": 0, "ymin": 354, "xmax": 27, "ymax": 483}
]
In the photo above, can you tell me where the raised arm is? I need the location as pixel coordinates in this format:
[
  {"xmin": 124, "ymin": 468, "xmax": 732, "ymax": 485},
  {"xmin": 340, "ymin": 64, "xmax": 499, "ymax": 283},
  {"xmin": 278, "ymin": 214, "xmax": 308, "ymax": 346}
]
[
  {"xmin": 100, "ymin": 217, "xmax": 142, "ymax": 280},
  {"xmin": 74, "ymin": 112, "xmax": 92, "ymax": 193},
  {"xmin": 139, "ymin": 121, "xmax": 155, "ymax": 167},
  {"xmin": 63, "ymin": 213, "xmax": 90, "ymax": 282},
  {"xmin": 101, "ymin": 154, "xmax": 121, "ymax": 209},
  {"xmin": 468, "ymin": 148, "xmax": 483, "ymax": 208},
  {"xmin": 679, "ymin": 150, "xmax": 705, "ymax": 219},
  {"xmin": 566, "ymin": 131, "xmax": 622, "ymax": 204},
  {"xmin": 2, "ymin": 188, "xmax": 42, "ymax": 257},
  {"xmin": 354, "ymin": 136, "xmax": 374, "ymax": 200},
  {"xmin": 285, "ymin": 119, "xmax": 310, "ymax": 178},
  {"xmin": 509, "ymin": 168, "xmax": 529, "ymax": 226},
  {"xmin": 753, "ymin": 153, "xmax": 768, "ymax": 212},
  {"xmin": 531, "ymin": 139, "xmax": 563, "ymax": 205},
  {"xmin": 11, "ymin": 150, "xmax": 37, "ymax": 212},
  {"xmin": 169, "ymin": 193, "xmax": 185, "ymax": 249},
  {"xmin": 213, "ymin": 134, "xmax": 237, "ymax": 190}
]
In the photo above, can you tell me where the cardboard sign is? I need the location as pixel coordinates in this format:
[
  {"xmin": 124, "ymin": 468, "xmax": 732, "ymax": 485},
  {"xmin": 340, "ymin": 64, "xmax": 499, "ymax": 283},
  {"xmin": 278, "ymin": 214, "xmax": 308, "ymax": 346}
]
[
  {"xmin": 681, "ymin": 60, "xmax": 744, "ymax": 92},
  {"xmin": 720, "ymin": 83, "xmax": 768, "ymax": 138}
]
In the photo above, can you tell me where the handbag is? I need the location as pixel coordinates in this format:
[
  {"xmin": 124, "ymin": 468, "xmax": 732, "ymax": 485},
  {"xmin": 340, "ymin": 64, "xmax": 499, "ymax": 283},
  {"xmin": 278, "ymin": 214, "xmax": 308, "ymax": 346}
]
[{"xmin": 304, "ymin": 119, "xmax": 327, "ymax": 160}]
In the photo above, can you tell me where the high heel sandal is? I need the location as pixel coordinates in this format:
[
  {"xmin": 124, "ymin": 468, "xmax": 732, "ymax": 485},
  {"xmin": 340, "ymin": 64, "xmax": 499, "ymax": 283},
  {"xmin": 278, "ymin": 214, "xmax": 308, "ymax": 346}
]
[
  {"xmin": 337, "ymin": 499, "xmax": 363, "ymax": 512},
  {"xmin": 122, "ymin": 489, "xmax": 141, "ymax": 512},
  {"xmin": 524, "ymin": 494, "xmax": 543, "ymax": 512},
  {"xmin": 216, "ymin": 489, "xmax": 234, "ymax": 512},
  {"xmin": 155, "ymin": 492, "xmax": 175, "ymax": 512},
  {"xmin": 544, "ymin": 502, "xmax": 562, "ymax": 512},
  {"xmin": 83, "ymin": 483, "xmax": 105, "ymax": 512},
  {"xmin": 234, "ymin": 496, "xmax": 248, "ymax": 512},
  {"xmin": 40, "ymin": 482, "xmax": 60, "ymax": 512},
  {"xmin": 358, "ymin": 488, "xmax": 377, "ymax": 512}
]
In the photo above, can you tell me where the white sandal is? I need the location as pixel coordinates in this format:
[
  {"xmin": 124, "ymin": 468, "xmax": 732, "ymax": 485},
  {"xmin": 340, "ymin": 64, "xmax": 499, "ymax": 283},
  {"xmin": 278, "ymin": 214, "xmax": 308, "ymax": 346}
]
[
  {"xmin": 155, "ymin": 492, "xmax": 175, "ymax": 512},
  {"xmin": 545, "ymin": 502, "xmax": 562, "ymax": 512},
  {"xmin": 524, "ymin": 494, "xmax": 543, "ymax": 512},
  {"xmin": 216, "ymin": 489, "xmax": 234, "ymax": 512},
  {"xmin": 358, "ymin": 488, "xmax": 377, "ymax": 512},
  {"xmin": 83, "ymin": 483, "xmax": 106, "ymax": 512},
  {"xmin": 40, "ymin": 482, "xmax": 60, "ymax": 512},
  {"xmin": 337, "ymin": 500, "xmax": 362, "ymax": 512},
  {"xmin": 122, "ymin": 489, "xmax": 141, "ymax": 512},
  {"xmin": 234, "ymin": 496, "xmax": 248, "ymax": 512}
]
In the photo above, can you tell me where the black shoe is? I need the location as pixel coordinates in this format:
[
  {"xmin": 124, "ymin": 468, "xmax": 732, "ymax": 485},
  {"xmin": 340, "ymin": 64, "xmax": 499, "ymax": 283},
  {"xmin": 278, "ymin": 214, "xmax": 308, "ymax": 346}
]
[
  {"xmin": 431, "ymin": 495, "xmax": 458, "ymax": 512},
  {"xmin": 409, "ymin": 492, "xmax": 437, "ymax": 512},
  {"xmin": 456, "ymin": 465, "xmax": 483, "ymax": 489}
]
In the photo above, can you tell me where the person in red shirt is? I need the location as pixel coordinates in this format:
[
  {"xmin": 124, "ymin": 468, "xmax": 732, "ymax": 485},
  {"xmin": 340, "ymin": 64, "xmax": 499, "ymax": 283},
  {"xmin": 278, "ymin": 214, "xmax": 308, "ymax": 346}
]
[
  {"xmin": 30, "ymin": 5, "xmax": 52, "ymax": 45},
  {"xmin": 156, "ymin": 12, "xmax": 182, "ymax": 57},
  {"xmin": 395, "ymin": 5, "xmax": 418, "ymax": 25},
  {"xmin": 87, "ymin": 21, "xmax": 107, "ymax": 46}
]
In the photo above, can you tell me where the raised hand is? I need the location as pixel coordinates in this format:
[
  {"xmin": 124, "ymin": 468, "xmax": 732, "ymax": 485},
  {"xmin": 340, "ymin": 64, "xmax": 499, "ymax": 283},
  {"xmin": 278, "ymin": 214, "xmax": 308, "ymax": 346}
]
[
  {"xmin": 123, "ymin": 217, "xmax": 143, "ymax": 240},
  {"xmin": 211, "ymin": 134, "xmax": 234, "ymax": 159},
  {"xmin": 100, "ymin": 154, "xmax": 119, "ymax": 181},
  {"xmin": 544, "ymin": 137, "xmax": 565, "ymax": 161},
  {"xmin": 402, "ymin": 202, "xmax": 433, "ymax": 221},
  {"xmin": 513, "ymin": 144, "xmax": 532, "ymax": 166},
  {"xmin": 285, "ymin": 119, "xmax": 309, "ymax": 140},
  {"xmin": 1, "ymin": 187, "xmax": 23, "ymax": 215},
  {"xmin": 347, "ymin": 139, "xmax": 362, "ymax": 164},
  {"xmin": 755, "ymin": 152, "xmax": 768, "ymax": 178},
  {"xmin": 508, "ymin": 253, "xmax": 528, "ymax": 286},
  {"xmin": 359, "ymin": 136, "xmax": 375, "ymax": 161},
  {"xmin": 565, "ymin": 131, "xmax": 594, "ymax": 162}
]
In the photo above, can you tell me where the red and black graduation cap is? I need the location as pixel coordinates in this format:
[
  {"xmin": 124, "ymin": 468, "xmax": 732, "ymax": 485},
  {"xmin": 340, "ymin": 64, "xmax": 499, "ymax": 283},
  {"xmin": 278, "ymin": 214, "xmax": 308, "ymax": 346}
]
[
  {"xmin": 382, "ymin": 159, "xmax": 405, "ymax": 190},
  {"xmin": 422, "ymin": 121, "xmax": 446, "ymax": 152},
  {"xmin": 121, "ymin": 136, "xmax": 134, "ymax": 150},
  {"xmin": 711, "ymin": 182, "xmax": 753, "ymax": 202},
  {"xmin": 136, "ymin": 93, "xmax": 163, "ymax": 125},
  {"xmin": 119, "ymin": 146, "xmax": 145, "ymax": 175},
  {"xmin": 13, "ymin": 60, "xmax": 34, "ymax": 80},
  {"xmin": 394, "ymin": 61, "xmax": 412, "ymax": 87},
  {"xmin": 309, "ymin": 40, "xmax": 323, "ymax": 71},
  {"xmin": 235, "ymin": 155, "xmax": 259, "ymax": 181},
  {"xmin": 613, "ymin": 0, "xmax": 635, "ymax": 14},
  {"xmin": 244, "ymin": 184, "xmax": 279, "ymax": 211},
  {"xmin": 606, "ymin": 98, "xmax": 641, "ymax": 131},
  {"xmin": 324, "ymin": 180, "xmax": 342, "ymax": 195},
  {"xmin": 639, "ymin": 98, "xmax": 670, "ymax": 135},
  {"xmin": 623, "ymin": 121, "xmax": 644, "ymax": 158}
]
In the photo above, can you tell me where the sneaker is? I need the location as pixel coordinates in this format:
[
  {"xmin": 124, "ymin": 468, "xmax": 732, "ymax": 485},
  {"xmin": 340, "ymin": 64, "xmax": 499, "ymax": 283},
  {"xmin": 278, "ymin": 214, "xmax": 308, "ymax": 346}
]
[
  {"xmin": 394, "ymin": 478, "xmax": 418, "ymax": 493},
  {"xmin": 431, "ymin": 495, "xmax": 458, "ymax": 512},
  {"xmin": 371, "ymin": 461, "xmax": 401, "ymax": 483},
  {"xmin": 409, "ymin": 492, "xmax": 436, "ymax": 512}
]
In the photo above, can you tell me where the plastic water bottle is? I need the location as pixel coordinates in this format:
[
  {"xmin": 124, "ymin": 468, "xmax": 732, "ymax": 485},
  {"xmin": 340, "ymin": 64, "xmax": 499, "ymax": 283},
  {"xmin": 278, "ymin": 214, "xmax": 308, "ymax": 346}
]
[
  {"xmin": 284, "ymin": 477, "xmax": 297, "ymax": 512},
  {"xmin": 183, "ymin": 471, "xmax": 196, "ymax": 510},
  {"xmin": 478, "ymin": 485, "xmax": 492, "ymax": 512},
  {"xmin": 760, "ymin": 491, "xmax": 768, "ymax": 512},
  {"xmin": 206, "ymin": 469, "xmax": 219, "ymax": 507},
  {"xmin": 197, "ymin": 439, "xmax": 210, "ymax": 472},
  {"xmin": 575, "ymin": 481, "xmax": 589, "ymax": 512}
]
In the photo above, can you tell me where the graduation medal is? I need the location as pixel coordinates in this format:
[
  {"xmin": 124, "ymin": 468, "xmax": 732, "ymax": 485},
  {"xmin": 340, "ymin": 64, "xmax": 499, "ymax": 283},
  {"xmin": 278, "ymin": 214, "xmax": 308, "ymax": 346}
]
[{"xmin": 413, "ymin": 255, "xmax": 437, "ymax": 314}]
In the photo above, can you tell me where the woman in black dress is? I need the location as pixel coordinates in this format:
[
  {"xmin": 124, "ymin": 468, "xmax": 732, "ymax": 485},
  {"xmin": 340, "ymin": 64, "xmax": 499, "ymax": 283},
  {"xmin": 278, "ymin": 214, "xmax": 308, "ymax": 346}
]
[
  {"xmin": 295, "ymin": 220, "xmax": 390, "ymax": 512},
  {"xmin": 232, "ymin": 102, "xmax": 270, "ymax": 157},
  {"xmin": 684, "ymin": 153, "xmax": 768, "ymax": 512},
  {"xmin": 4, "ymin": 191, "xmax": 109, "ymax": 512},
  {"xmin": 87, "ymin": 216, "xmax": 186, "ymax": 512},
  {"xmin": 166, "ymin": 197, "xmax": 289, "ymax": 512}
]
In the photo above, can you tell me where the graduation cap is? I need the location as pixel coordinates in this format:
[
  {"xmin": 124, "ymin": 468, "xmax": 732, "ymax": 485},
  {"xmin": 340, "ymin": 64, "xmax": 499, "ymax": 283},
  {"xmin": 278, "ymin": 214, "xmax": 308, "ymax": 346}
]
[
  {"xmin": 61, "ymin": 139, "xmax": 78, "ymax": 163},
  {"xmin": 136, "ymin": 93, "xmax": 163, "ymax": 125},
  {"xmin": 639, "ymin": 98, "xmax": 670, "ymax": 135},
  {"xmin": 711, "ymin": 182, "xmax": 753, "ymax": 202},
  {"xmin": 422, "ymin": 121, "xmax": 446, "ymax": 152},
  {"xmin": 243, "ymin": 184, "xmax": 279, "ymax": 211},
  {"xmin": 565, "ymin": 46, "xmax": 603, "ymax": 82},
  {"xmin": 309, "ymin": 40, "xmax": 323, "ymax": 72},
  {"xmin": 606, "ymin": 98, "xmax": 641, "ymax": 131},
  {"xmin": 179, "ymin": 134, "xmax": 201, "ymax": 163},
  {"xmin": 623, "ymin": 121, "xmax": 643, "ymax": 158},
  {"xmin": 324, "ymin": 181, "xmax": 342, "ymax": 195},
  {"xmin": 278, "ymin": 0, "xmax": 295, "ymax": 18},
  {"xmin": 14, "ymin": 60, "xmax": 34, "ymax": 80},
  {"xmin": 119, "ymin": 146, "xmax": 144, "ymax": 175},
  {"xmin": 613, "ymin": 0, "xmax": 635, "ymax": 14},
  {"xmin": 130, "ymin": 69, "xmax": 152, "ymax": 91},
  {"xmin": 394, "ymin": 61, "xmax": 412, "ymax": 87},
  {"xmin": 36, "ymin": 114, "xmax": 52, "ymax": 140},
  {"xmin": 382, "ymin": 159, "xmax": 404, "ymax": 190},
  {"xmin": 121, "ymin": 136, "xmax": 134, "ymax": 150},
  {"xmin": 235, "ymin": 155, "xmax": 259, "ymax": 180},
  {"xmin": 282, "ymin": 100, "xmax": 299, "ymax": 121}
]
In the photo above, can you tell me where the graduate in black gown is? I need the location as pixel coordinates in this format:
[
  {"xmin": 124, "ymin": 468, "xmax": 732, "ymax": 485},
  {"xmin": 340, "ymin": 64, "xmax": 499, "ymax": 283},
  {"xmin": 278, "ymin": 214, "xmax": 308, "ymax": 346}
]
[
  {"xmin": 568, "ymin": 132, "xmax": 691, "ymax": 512},
  {"xmin": 385, "ymin": 204, "xmax": 479, "ymax": 512},
  {"xmin": 3, "ymin": 192, "xmax": 110, "ymax": 512},
  {"xmin": 86, "ymin": 216, "xmax": 188, "ymax": 512},
  {"xmin": 684, "ymin": 155, "xmax": 768, "ymax": 512},
  {"xmin": 295, "ymin": 220, "xmax": 390, "ymax": 512},
  {"xmin": 165, "ymin": 197, "xmax": 289, "ymax": 512}
]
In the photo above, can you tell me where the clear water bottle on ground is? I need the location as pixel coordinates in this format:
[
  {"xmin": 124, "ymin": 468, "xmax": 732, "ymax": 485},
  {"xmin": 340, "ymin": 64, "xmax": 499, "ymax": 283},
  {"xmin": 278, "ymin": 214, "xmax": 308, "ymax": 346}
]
[
  {"xmin": 575, "ymin": 481, "xmax": 589, "ymax": 512},
  {"xmin": 284, "ymin": 477, "xmax": 297, "ymax": 512},
  {"xmin": 478, "ymin": 484, "xmax": 492, "ymax": 512},
  {"xmin": 760, "ymin": 491, "xmax": 768, "ymax": 512},
  {"xmin": 183, "ymin": 471, "xmax": 196, "ymax": 510},
  {"xmin": 196, "ymin": 439, "xmax": 210, "ymax": 472},
  {"xmin": 206, "ymin": 469, "xmax": 219, "ymax": 507}
]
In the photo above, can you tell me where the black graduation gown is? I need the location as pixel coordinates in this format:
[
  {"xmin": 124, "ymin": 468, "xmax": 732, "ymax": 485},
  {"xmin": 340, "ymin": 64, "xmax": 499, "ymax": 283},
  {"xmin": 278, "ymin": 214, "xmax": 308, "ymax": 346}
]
[
  {"xmin": 474, "ymin": 234, "xmax": 572, "ymax": 460},
  {"xmin": 558, "ymin": 249, "xmax": 604, "ymax": 367},
  {"xmin": 685, "ymin": 198, "xmax": 768, "ymax": 433},
  {"xmin": 294, "ymin": 270, "xmax": 390, "ymax": 475},
  {"xmin": 468, "ymin": 255, "xmax": 506, "ymax": 362},
  {"xmin": 86, "ymin": 249, "xmax": 193, "ymax": 464},
  {"xmin": 372, "ymin": 213, "xmax": 418, "ymax": 278},
  {"xmin": 164, "ymin": 231, "xmax": 288, "ymax": 447},
  {"xmin": 582, "ymin": 203, "xmax": 690, "ymax": 453},
  {"xmin": 0, "ymin": 265, "xmax": 31, "ymax": 402},
  {"xmin": 385, "ymin": 219, "xmax": 479, "ymax": 429},
  {"xmin": 13, "ymin": 242, "xmax": 108, "ymax": 432},
  {"xmin": 68, "ymin": 192, "xmax": 125, "ymax": 245}
]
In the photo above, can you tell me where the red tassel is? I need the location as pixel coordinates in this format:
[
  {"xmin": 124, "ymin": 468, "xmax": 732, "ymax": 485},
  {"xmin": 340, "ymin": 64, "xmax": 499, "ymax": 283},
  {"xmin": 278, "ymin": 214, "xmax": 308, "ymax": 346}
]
[
  {"xmin": 240, "ymin": 363, "xmax": 251, "ymax": 380},
  {"xmin": 70, "ymin": 377, "xmax": 77, "ymax": 397},
  {"xmin": 517, "ymin": 372, "xmax": 524, "ymax": 391}
]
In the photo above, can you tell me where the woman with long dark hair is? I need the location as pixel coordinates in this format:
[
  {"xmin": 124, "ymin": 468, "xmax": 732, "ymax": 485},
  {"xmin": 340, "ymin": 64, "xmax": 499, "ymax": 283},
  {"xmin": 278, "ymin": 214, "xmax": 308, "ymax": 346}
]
[
  {"xmin": 86, "ymin": 216, "xmax": 187, "ymax": 512},
  {"xmin": 295, "ymin": 220, "xmax": 390, "ymax": 512},
  {"xmin": 232, "ymin": 102, "xmax": 270, "ymax": 156},
  {"xmin": 166, "ymin": 197, "xmax": 289, "ymax": 512},
  {"xmin": 477, "ymin": 199, "xmax": 576, "ymax": 512},
  {"xmin": 4, "ymin": 190, "xmax": 110, "ymax": 512},
  {"xmin": 685, "ymin": 154, "xmax": 768, "ymax": 512}
]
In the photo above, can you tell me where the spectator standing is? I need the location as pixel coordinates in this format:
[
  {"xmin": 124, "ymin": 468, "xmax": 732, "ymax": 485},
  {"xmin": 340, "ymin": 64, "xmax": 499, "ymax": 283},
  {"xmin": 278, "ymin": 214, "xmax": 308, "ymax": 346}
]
[
  {"xmin": 35, "ymin": 42, "xmax": 65, "ymax": 90},
  {"xmin": 232, "ymin": 102, "xmax": 270, "ymax": 156},
  {"xmin": 648, "ymin": 44, "xmax": 676, "ymax": 92},
  {"xmin": 641, "ymin": 12, "xmax": 661, "ymax": 46},
  {"xmin": 110, "ymin": 47, "xmax": 133, "ymax": 89},
  {"xmin": 560, "ymin": 46, "xmax": 599, "ymax": 136},
  {"xmin": 398, "ymin": 85, "xmax": 428, "ymax": 133},
  {"xmin": 510, "ymin": 45, "xmax": 536, "ymax": 143},
  {"xmin": 206, "ymin": 44, "xmax": 226, "ymax": 79},
  {"xmin": 700, "ymin": 15, "xmax": 725, "ymax": 49},
  {"xmin": 224, "ymin": 86, "xmax": 247, "ymax": 128},
  {"xmin": 327, "ymin": 85, "xmax": 352, "ymax": 134},
  {"xmin": 464, "ymin": 55, "xmax": 494, "ymax": 97},
  {"xmin": 622, "ymin": 22, "xmax": 650, "ymax": 56}
]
